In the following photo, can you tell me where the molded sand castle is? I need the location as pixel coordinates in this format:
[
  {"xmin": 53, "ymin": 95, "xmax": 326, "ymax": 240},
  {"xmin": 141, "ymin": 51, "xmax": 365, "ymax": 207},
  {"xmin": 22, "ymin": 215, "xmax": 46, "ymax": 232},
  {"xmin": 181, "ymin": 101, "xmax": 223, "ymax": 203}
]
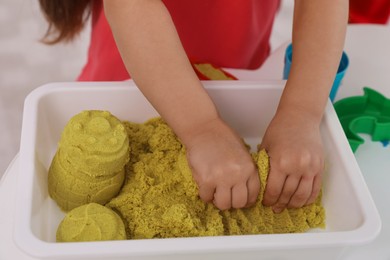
[
  {"xmin": 48, "ymin": 110, "xmax": 129, "ymax": 212},
  {"xmin": 48, "ymin": 111, "xmax": 325, "ymax": 242},
  {"xmin": 56, "ymin": 203, "xmax": 126, "ymax": 242}
]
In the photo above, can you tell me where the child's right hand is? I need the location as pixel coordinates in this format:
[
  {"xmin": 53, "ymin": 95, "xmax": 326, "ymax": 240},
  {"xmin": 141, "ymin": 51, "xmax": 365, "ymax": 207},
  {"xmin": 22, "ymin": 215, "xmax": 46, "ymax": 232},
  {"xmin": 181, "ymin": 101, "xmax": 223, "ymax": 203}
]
[{"xmin": 184, "ymin": 117, "xmax": 260, "ymax": 210}]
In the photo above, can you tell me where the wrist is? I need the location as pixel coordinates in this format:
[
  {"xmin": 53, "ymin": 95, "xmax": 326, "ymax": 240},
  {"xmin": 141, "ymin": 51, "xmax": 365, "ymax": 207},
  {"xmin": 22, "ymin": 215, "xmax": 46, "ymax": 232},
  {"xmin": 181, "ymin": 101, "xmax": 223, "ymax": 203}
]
[
  {"xmin": 178, "ymin": 116, "xmax": 237, "ymax": 149},
  {"xmin": 178, "ymin": 115, "xmax": 221, "ymax": 147},
  {"xmin": 274, "ymin": 104, "xmax": 323, "ymax": 127},
  {"xmin": 277, "ymin": 86, "xmax": 327, "ymax": 126}
]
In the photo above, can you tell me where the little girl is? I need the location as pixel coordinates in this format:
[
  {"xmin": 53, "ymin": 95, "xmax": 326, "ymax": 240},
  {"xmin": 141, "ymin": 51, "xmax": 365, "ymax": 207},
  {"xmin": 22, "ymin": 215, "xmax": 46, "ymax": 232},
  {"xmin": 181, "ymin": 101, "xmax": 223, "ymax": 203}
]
[{"xmin": 39, "ymin": 0, "xmax": 348, "ymax": 212}]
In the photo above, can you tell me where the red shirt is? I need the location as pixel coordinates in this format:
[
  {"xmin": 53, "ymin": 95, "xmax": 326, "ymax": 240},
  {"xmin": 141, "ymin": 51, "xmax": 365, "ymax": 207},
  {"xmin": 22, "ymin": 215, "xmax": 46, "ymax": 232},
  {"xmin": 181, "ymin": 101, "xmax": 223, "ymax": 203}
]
[
  {"xmin": 78, "ymin": 0, "xmax": 280, "ymax": 81},
  {"xmin": 349, "ymin": 0, "xmax": 390, "ymax": 24}
]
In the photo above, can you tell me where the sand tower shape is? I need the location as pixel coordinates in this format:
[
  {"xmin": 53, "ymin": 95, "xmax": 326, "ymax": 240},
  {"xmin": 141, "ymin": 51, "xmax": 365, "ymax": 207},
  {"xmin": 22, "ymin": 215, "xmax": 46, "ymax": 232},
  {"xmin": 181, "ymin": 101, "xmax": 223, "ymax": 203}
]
[{"xmin": 48, "ymin": 110, "xmax": 130, "ymax": 212}]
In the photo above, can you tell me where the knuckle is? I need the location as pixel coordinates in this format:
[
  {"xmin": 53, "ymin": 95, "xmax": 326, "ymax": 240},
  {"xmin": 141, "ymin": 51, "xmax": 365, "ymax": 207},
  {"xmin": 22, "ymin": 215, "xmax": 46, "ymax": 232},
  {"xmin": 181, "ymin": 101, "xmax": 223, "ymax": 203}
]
[
  {"xmin": 231, "ymin": 161, "xmax": 255, "ymax": 173},
  {"xmin": 273, "ymin": 156, "xmax": 289, "ymax": 171},
  {"xmin": 299, "ymin": 151, "xmax": 312, "ymax": 165},
  {"xmin": 272, "ymin": 150, "xmax": 324, "ymax": 172}
]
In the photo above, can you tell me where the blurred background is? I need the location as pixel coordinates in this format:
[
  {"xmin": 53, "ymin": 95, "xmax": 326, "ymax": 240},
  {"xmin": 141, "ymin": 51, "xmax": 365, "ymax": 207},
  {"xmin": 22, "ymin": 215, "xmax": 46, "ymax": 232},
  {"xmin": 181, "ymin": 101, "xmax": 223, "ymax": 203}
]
[{"xmin": 0, "ymin": 0, "xmax": 91, "ymax": 176}]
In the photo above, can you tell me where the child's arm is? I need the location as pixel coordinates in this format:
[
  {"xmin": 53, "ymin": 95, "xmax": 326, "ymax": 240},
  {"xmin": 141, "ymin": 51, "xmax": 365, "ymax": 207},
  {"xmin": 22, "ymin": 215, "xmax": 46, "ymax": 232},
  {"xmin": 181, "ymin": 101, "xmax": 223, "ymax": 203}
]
[
  {"xmin": 260, "ymin": 0, "xmax": 348, "ymax": 212},
  {"xmin": 103, "ymin": 0, "xmax": 260, "ymax": 210}
]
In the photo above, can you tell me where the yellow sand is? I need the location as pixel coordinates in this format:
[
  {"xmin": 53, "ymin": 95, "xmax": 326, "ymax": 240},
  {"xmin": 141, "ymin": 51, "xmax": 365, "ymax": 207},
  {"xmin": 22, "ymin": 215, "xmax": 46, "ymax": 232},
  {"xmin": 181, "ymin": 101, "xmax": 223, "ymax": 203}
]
[
  {"xmin": 48, "ymin": 110, "xmax": 129, "ymax": 211},
  {"xmin": 106, "ymin": 117, "xmax": 325, "ymax": 239},
  {"xmin": 193, "ymin": 63, "xmax": 235, "ymax": 80},
  {"xmin": 56, "ymin": 203, "xmax": 126, "ymax": 242}
]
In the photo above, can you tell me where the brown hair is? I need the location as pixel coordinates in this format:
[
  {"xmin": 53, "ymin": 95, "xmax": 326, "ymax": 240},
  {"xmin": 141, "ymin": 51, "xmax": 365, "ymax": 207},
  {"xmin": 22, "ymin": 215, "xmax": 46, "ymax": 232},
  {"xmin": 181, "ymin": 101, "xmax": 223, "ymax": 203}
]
[{"xmin": 39, "ymin": 0, "xmax": 91, "ymax": 44}]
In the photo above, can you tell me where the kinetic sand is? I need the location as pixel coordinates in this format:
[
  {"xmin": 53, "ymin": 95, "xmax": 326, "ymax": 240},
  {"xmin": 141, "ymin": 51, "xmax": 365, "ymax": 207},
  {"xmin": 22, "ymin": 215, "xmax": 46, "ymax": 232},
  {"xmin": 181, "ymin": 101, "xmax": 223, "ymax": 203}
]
[
  {"xmin": 56, "ymin": 203, "xmax": 126, "ymax": 242},
  {"xmin": 50, "ymin": 111, "xmax": 325, "ymax": 242},
  {"xmin": 48, "ymin": 110, "xmax": 129, "ymax": 211}
]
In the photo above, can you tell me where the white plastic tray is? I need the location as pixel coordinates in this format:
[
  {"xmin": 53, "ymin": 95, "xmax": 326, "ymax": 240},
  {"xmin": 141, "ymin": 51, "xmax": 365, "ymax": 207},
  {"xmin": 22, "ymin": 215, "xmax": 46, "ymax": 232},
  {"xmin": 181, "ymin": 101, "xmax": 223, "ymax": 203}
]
[{"xmin": 13, "ymin": 81, "xmax": 381, "ymax": 260}]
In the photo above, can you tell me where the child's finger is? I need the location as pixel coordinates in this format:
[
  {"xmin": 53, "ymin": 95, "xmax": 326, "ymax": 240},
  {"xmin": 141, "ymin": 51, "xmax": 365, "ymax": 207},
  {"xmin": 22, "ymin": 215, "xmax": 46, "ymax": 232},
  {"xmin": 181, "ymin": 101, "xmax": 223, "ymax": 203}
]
[
  {"xmin": 287, "ymin": 177, "xmax": 313, "ymax": 208},
  {"xmin": 306, "ymin": 173, "xmax": 322, "ymax": 205},
  {"xmin": 231, "ymin": 183, "xmax": 248, "ymax": 209},
  {"xmin": 246, "ymin": 173, "xmax": 261, "ymax": 207},
  {"xmin": 262, "ymin": 167, "xmax": 285, "ymax": 207},
  {"xmin": 272, "ymin": 176, "xmax": 299, "ymax": 213},
  {"xmin": 198, "ymin": 183, "xmax": 216, "ymax": 203},
  {"xmin": 213, "ymin": 186, "xmax": 232, "ymax": 210}
]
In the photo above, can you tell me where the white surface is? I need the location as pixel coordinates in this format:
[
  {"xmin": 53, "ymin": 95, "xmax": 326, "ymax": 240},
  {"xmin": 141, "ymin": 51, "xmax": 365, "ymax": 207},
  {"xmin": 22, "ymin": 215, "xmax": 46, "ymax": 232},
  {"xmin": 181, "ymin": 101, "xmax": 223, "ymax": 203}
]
[
  {"xmin": 341, "ymin": 139, "xmax": 390, "ymax": 260},
  {"xmin": 8, "ymin": 81, "xmax": 379, "ymax": 260},
  {"xmin": 336, "ymin": 25, "xmax": 390, "ymax": 100},
  {"xmin": 334, "ymin": 24, "xmax": 390, "ymax": 260}
]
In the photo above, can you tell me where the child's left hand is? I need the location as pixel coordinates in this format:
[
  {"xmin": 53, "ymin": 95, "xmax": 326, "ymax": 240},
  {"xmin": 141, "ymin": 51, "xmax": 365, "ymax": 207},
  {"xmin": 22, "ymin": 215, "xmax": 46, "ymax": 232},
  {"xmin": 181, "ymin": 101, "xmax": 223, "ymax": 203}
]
[{"xmin": 259, "ymin": 109, "xmax": 324, "ymax": 213}]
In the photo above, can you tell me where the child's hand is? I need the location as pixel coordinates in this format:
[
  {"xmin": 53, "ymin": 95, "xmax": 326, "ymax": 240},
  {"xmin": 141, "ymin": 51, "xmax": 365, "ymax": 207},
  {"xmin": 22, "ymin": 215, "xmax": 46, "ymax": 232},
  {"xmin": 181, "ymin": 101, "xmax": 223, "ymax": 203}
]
[
  {"xmin": 259, "ymin": 111, "xmax": 324, "ymax": 213},
  {"xmin": 185, "ymin": 118, "xmax": 260, "ymax": 210}
]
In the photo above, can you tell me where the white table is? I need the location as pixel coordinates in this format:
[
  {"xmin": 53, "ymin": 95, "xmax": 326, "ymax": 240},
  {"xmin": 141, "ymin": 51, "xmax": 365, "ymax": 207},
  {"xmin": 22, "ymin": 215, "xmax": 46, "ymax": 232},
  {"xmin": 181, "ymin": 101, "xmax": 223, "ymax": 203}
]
[
  {"xmin": 335, "ymin": 24, "xmax": 390, "ymax": 260},
  {"xmin": 1, "ymin": 24, "xmax": 389, "ymax": 260}
]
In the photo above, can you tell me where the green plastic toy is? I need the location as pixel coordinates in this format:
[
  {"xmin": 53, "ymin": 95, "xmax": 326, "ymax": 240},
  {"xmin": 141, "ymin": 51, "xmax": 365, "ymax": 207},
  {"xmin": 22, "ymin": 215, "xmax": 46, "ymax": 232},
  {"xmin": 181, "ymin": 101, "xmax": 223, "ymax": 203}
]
[{"xmin": 333, "ymin": 87, "xmax": 390, "ymax": 152}]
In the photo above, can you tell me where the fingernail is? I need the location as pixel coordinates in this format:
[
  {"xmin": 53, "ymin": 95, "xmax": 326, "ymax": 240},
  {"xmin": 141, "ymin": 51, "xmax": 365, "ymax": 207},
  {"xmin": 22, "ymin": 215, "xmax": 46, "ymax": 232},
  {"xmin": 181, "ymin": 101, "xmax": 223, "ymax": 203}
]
[{"xmin": 272, "ymin": 206, "xmax": 283, "ymax": 214}]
